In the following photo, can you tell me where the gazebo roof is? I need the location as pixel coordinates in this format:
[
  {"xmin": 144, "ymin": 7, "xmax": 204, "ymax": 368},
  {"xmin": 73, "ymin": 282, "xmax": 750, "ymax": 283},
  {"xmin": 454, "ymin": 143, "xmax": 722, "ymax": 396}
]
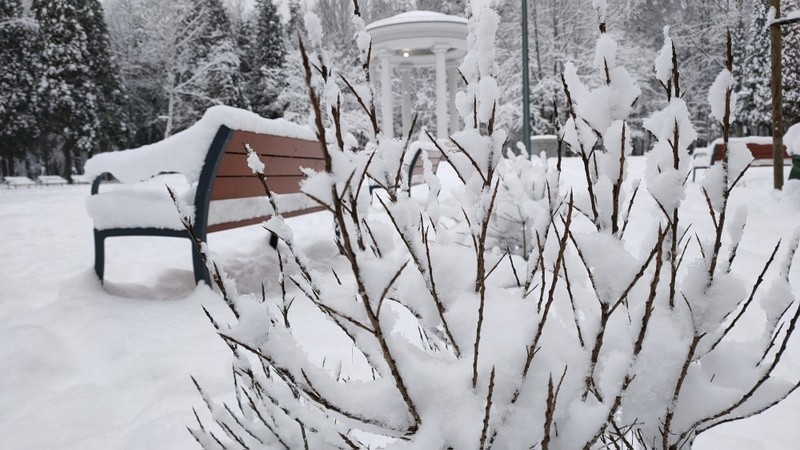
[{"xmin": 366, "ymin": 11, "xmax": 468, "ymax": 66}]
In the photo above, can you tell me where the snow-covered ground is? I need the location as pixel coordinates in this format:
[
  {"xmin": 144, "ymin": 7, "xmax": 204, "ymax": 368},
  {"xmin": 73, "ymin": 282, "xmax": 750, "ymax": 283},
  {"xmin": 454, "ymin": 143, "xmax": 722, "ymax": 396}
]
[{"xmin": 2, "ymin": 157, "xmax": 800, "ymax": 449}]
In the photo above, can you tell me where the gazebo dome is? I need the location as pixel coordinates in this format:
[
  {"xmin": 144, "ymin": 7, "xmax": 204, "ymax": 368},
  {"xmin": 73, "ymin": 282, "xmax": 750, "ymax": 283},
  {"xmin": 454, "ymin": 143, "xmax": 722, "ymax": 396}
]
[
  {"xmin": 366, "ymin": 11, "xmax": 469, "ymax": 140},
  {"xmin": 366, "ymin": 11, "xmax": 468, "ymax": 66}
]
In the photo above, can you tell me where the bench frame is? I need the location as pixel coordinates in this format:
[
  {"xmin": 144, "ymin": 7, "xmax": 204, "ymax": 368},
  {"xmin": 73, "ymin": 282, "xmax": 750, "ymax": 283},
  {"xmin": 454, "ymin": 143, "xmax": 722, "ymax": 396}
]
[
  {"xmin": 92, "ymin": 128, "xmax": 441, "ymax": 285},
  {"xmin": 92, "ymin": 126, "xmax": 280, "ymax": 286}
]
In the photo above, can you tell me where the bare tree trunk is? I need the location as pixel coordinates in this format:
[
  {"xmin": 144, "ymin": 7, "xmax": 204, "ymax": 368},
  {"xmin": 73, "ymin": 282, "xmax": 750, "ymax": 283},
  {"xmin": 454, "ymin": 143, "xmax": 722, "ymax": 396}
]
[
  {"xmin": 551, "ymin": 0, "xmax": 559, "ymax": 76},
  {"xmin": 165, "ymin": 87, "xmax": 176, "ymax": 139},
  {"xmin": 62, "ymin": 139, "xmax": 73, "ymax": 183},
  {"xmin": 532, "ymin": 0, "xmax": 543, "ymax": 80},
  {"xmin": 770, "ymin": 0, "xmax": 785, "ymax": 190}
]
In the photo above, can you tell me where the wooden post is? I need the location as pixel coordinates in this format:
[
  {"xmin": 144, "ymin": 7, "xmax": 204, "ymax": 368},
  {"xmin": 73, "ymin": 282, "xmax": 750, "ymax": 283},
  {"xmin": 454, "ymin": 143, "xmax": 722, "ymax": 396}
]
[{"xmin": 770, "ymin": 0, "xmax": 785, "ymax": 190}]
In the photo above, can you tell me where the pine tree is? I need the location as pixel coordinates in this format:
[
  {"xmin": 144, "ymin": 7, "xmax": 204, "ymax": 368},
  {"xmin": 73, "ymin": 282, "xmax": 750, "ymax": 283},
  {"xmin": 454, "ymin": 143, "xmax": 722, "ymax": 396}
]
[
  {"xmin": 33, "ymin": 0, "xmax": 101, "ymax": 181},
  {"xmin": 284, "ymin": 0, "xmax": 304, "ymax": 40},
  {"xmin": 191, "ymin": 0, "xmax": 246, "ymax": 110},
  {"xmin": 82, "ymin": 0, "xmax": 129, "ymax": 156},
  {"xmin": 784, "ymin": 0, "xmax": 800, "ymax": 128},
  {"xmin": 30, "ymin": 0, "xmax": 127, "ymax": 179},
  {"xmin": 243, "ymin": 0, "xmax": 286, "ymax": 118},
  {"xmin": 734, "ymin": 0, "xmax": 772, "ymax": 136},
  {"xmin": 0, "ymin": 0, "xmax": 39, "ymax": 177},
  {"xmin": 277, "ymin": 0, "xmax": 309, "ymax": 123}
]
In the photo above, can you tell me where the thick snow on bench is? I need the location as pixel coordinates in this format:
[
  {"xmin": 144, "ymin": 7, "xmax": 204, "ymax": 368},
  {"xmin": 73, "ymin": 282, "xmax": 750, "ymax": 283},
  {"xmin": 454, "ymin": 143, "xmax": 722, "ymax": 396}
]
[
  {"xmin": 786, "ymin": 123, "xmax": 800, "ymax": 156},
  {"xmin": 84, "ymin": 106, "xmax": 316, "ymax": 183},
  {"xmin": 84, "ymin": 106, "xmax": 320, "ymax": 230},
  {"xmin": 3, "ymin": 176, "xmax": 36, "ymax": 187},
  {"xmin": 38, "ymin": 175, "xmax": 68, "ymax": 185},
  {"xmin": 690, "ymin": 136, "xmax": 772, "ymax": 168},
  {"xmin": 86, "ymin": 174, "xmax": 319, "ymax": 231}
]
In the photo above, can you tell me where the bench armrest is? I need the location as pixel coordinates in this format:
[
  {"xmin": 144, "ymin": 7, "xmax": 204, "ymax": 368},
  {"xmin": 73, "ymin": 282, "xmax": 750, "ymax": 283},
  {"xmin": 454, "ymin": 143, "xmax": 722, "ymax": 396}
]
[{"xmin": 91, "ymin": 173, "xmax": 113, "ymax": 195}]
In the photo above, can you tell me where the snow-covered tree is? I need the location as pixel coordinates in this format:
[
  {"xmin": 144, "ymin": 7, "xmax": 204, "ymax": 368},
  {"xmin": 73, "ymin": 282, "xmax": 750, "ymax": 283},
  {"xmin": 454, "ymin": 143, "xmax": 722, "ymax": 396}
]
[
  {"xmin": 0, "ymin": 0, "xmax": 39, "ymax": 177},
  {"xmin": 284, "ymin": 0, "xmax": 305, "ymax": 39},
  {"xmin": 416, "ymin": 0, "xmax": 466, "ymax": 15},
  {"xmin": 784, "ymin": 0, "xmax": 800, "ymax": 128},
  {"xmin": 190, "ymin": 0, "xmax": 247, "ymax": 111},
  {"xmin": 33, "ymin": 0, "xmax": 102, "ymax": 180},
  {"xmin": 182, "ymin": 1, "xmax": 800, "ymax": 448},
  {"xmin": 107, "ymin": 0, "xmax": 243, "ymax": 140},
  {"xmin": 734, "ymin": 0, "xmax": 772, "ymax": 136},
  {"xmin": 81, "ymin": 0, "xmax": 129, "ymax": 156},
  {"xmin": 241, "ymin": 0, "xmax": 287, "ymax": 119}
]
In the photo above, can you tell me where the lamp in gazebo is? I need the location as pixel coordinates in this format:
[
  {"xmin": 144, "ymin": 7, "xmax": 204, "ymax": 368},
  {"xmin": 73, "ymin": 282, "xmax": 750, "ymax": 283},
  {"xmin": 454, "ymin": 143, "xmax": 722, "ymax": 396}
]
[{"xmin": 366, "ymin": 11, "xmax": 468, "ymax": 140}]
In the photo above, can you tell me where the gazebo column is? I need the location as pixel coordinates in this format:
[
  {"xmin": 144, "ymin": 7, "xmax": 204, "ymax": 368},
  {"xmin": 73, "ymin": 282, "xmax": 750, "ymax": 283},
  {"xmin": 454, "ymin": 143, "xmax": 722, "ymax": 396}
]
[
  {"xmin": 401, "ymin": 65, "xmax": 412, "ymax": 137},
  {"xmin": 433, "ymin": 45, "xmax": 449, "ymax": 139},
  {"xmin": 447, "ymin": 65, "xmax": 459, "ymax": 133},
  {"xmin": 380, "ymin": 52, "xmax": 394, "ymax": 138}
]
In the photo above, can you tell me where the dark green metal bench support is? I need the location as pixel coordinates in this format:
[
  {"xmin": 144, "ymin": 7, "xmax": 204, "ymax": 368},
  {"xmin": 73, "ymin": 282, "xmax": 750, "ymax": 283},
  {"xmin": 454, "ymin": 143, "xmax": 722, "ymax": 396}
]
[{"xmin": 92, "ymin": 126, "xmax": 235, "ymax": 286}]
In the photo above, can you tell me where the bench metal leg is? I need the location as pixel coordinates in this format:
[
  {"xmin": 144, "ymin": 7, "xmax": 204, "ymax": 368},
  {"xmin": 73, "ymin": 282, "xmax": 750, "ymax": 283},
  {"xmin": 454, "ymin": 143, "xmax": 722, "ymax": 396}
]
[
  {"xmin": 94, "ymin": 229, "xmax": 105, "ymax": 282},
  {"xmin": 269, "ymin": 232, "xmax": 279, "ymax": 249},
  {"xmin": 691, "ymin": 166, "xmax": 708, "ymax": 183}
]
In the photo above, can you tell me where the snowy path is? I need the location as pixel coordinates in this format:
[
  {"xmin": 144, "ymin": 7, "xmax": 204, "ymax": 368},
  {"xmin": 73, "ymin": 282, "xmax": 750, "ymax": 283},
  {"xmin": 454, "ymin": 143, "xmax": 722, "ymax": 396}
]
[{"xmin": 2, "ymin": 158, "xmax": 800, "ymax": 449}]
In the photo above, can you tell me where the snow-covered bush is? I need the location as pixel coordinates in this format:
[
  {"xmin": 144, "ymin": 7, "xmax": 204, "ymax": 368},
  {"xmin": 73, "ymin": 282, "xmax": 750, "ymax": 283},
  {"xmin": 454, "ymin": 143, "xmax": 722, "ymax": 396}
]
[
  {"xmin": 484, "ymin": 151, "xmax": 552, "ymax": 259},
  {"xmin": 180, "ymin": 1, "xmax": 800, "ymax": 448}
]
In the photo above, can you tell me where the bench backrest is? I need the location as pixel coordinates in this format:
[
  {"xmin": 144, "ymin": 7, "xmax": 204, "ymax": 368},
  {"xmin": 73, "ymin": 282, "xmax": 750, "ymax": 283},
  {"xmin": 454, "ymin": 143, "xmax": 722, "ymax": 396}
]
[
  {"xmin": 196, "ymin": 126, "xmax": 325, "ymax": 234},
  {"xmin": 712, "ymin": 141, "xmax": 788, "ymax": 162},
  {"xmin": 406, "ymin": 144, "xmax": 444, "ymax": 188}
]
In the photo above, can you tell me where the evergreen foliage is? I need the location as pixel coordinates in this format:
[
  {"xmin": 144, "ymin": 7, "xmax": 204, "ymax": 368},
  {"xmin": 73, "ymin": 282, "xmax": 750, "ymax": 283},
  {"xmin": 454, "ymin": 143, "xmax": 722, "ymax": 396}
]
[
  {"xmin": 33, "ymin": 0, "xmax": 101, "ymax": 180},
  {"xmin": 734, "ymin": 0, "xmax": 772, "ymax": 136},
  {"xmin": 82, "ymin": 0, "xmax": 129, "ymax": 154},
  {"xmin": 242, "ymin": 0, "xmax": 286, "ymax": 119},
  {"xmin": 784, "ymin": 0, "xmax": 800, "ymax": 128},
  {"xmin": 0, "ymin": 0, "xmax": 39, "ymax": 177},
  {"xmin": 191, "ymin": 0, "xmax": 246, "ymax": 110}
]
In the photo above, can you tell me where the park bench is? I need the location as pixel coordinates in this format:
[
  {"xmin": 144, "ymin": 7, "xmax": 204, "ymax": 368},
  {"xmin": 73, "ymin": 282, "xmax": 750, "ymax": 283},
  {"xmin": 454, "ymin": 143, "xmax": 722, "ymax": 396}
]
[
  {"xmin": 690, "ymin": 137, "xmax": 789, "ymax": 182},
  {"xmin": 3, "ymin": 176, "xmax": 37, "ymax": 188},
  {"xmin": 84, "ymin": 106, "xmax": 325, "ymax": 285},
  {"xmin": 71, "ymin": 175, "xmax": 91, "ymax": 185},
  {"xmin": 405, "ymin": 140, "xmax": 445, "ymax": 189},
  {"xmin": 38, "ymin": 175, "xmax": 69, "ymax": 186}
]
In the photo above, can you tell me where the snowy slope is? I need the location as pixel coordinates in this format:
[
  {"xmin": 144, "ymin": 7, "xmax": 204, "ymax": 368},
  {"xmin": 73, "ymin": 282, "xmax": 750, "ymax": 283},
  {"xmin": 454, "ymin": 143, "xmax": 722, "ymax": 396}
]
[{"xmin": 2, "ymin": 158, "xmax": 800, "ymax": 449}]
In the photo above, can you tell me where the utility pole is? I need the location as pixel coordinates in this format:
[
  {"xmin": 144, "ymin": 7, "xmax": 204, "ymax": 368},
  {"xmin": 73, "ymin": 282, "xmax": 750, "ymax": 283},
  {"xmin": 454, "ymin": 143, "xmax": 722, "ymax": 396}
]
[
  {"xmin": 521, "ymin": 0, "xmax": 532, "ymax": 158},
  {"xmin": 770, "ymin": 0, "xmax": 785, "ymax": 190}
]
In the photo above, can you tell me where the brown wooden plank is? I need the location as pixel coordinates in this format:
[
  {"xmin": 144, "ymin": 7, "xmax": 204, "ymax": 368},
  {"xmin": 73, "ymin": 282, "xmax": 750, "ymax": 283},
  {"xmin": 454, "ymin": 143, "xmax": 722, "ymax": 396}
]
[
  {"xmin": 714, "ymin": 142, "xmax": 788, "ymax": 161},
  {"xmin": 216, "ymin": 152, "xmax": 326, "ymax": 177},
  {"xmin": 409, "ymin": 150, "xmax": 444, "ymax": 185},
  {"xmin": 225, "ymin": 130, "xmax": 324, "ymax": 159},
  {"xmin": 210, "ymin": 175, "xmax": 308, "ymax": 200},
  {"xmin": 208, "ymin": 216, "xmax": 268, "ymax": 233},
  {"xmin": 207, "ymin": 206, "xmax": 327, "ymax": 233},
  {"xmin": 202, "ymin": 129, "xmax": 327, "ymax": 231}
]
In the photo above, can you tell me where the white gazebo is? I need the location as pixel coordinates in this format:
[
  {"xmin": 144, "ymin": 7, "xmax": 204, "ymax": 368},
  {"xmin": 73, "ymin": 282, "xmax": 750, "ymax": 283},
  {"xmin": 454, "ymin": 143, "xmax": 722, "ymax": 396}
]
[{"xmin": 366, "ymin": 11, "xmax": 468, "ymax": 139}]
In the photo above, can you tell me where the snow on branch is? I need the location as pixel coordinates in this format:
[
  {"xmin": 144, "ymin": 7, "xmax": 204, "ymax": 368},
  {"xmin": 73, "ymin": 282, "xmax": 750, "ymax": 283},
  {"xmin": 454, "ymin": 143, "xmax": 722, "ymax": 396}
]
[
  {"xmin": 769, "ymin": 7, "xmax": 800, "ymax": 26},
  {"xmin": 182, "ymin": 1, "xmax": 800, "ymax": 449}
]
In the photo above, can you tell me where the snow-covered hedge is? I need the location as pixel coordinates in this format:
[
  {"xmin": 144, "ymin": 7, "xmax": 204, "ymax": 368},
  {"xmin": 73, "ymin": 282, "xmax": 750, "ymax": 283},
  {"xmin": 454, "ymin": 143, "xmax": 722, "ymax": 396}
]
[{"xmin": 180, "ymin": 1, "xmax": 800, "ymax": 449}]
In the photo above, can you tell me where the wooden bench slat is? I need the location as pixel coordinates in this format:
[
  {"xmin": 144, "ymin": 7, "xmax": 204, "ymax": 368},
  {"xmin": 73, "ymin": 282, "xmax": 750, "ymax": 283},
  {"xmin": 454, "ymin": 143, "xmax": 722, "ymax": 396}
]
[
  {"xmin": 713, "ymin": 142, "xmax": 788, "ymax": 161},
  {"xmin": 215, "ymin": 152, "xmax": 326, "ymax": 177},
  {"xmin": 210, "ymin": 175, "xmax": 308, "ymax": 200},
  {"xmin": 408, "ymin": 152, "xmax": 444, "ymax": 186},
  {"xmin": 226, "ymin": 130, "xmax": 324, "ymax": 159},
  {"xmin": 206, "ymin": 206, "xmax": 325, "ymax": 233}
]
